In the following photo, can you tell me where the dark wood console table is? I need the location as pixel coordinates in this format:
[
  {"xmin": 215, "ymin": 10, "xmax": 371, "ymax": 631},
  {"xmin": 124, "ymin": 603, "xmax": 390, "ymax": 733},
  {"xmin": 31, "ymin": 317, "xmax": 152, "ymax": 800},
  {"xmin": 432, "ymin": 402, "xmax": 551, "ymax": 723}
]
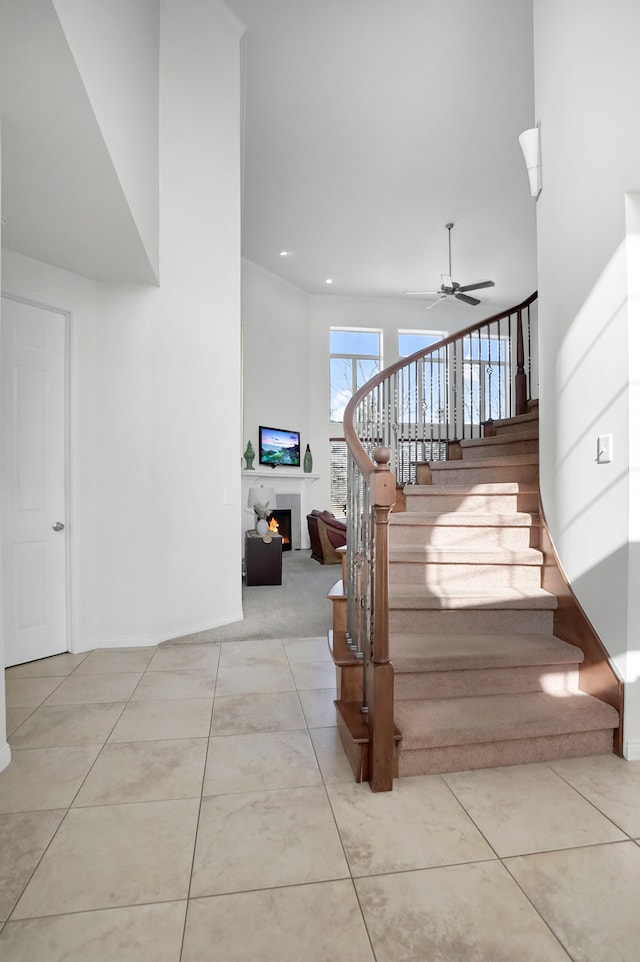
[{"xmin": 244, "ymin": 531, "xmax": 283, "ymax": 586}]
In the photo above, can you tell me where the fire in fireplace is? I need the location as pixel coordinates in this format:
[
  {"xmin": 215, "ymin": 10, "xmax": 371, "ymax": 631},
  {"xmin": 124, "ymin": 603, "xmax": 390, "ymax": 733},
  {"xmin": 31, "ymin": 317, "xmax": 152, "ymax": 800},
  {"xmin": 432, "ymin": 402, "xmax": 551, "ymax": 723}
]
[{"xmin": 268, "ymin": 509, "xmax": 292, "ymax": 551}]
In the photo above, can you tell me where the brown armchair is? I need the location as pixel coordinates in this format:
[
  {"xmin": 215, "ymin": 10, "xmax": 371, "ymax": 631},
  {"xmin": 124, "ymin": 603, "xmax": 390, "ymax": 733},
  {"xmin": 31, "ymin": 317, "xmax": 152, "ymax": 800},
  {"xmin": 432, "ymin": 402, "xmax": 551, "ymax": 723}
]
[{"xmin": 307, "ymin": 510, "xmax": 347, "ymax": 564}]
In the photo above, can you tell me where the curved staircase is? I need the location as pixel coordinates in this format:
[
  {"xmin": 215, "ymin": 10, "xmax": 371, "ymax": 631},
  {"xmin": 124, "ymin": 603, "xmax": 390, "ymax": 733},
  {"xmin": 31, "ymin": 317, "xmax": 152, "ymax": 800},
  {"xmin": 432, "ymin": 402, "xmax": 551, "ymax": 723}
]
[{"xmin": 331, "ymin": 406, "xmax": 620, "ymax": 783}]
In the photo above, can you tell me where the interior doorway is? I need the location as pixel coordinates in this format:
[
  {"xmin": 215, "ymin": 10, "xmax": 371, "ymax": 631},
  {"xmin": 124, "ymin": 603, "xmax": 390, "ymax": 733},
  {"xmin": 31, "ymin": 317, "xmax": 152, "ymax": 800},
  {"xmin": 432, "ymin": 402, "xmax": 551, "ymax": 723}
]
[{"xmin": 1, "ymin": 294, "xmax": 69, "ymax": 667}]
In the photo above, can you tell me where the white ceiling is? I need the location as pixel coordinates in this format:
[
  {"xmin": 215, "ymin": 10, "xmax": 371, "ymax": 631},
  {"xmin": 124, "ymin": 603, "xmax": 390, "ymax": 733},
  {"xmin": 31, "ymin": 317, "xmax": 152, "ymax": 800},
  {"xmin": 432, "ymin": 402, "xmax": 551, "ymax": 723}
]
[{"xmin": 227, "ymin": 0, "xmax": 538, "ymax": 314}]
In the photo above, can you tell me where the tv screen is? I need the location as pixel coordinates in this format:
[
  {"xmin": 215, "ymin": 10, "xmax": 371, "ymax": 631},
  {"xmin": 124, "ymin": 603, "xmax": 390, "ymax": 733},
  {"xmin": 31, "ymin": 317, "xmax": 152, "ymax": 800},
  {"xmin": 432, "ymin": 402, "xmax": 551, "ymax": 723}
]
[{"xmin": 259, "ymin": 426, "xmax": 301, "ymax": 467}]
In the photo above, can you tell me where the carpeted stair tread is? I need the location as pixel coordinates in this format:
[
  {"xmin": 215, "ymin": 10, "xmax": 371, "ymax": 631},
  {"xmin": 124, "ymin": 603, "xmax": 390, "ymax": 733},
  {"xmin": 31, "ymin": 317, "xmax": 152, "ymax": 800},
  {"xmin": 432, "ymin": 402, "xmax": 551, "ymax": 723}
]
[
  {"xmin": 432, "ymin": 453, "xmax": 539, "ymax": 469},
  {"xmin": 405, "ymin": 482, "xmax": 536, "ymax": 495},
  {"xmin": 390, "ymin": 632, "xmax": 584, "ymax": 672},
  {"xmin": 388, "ymin": 584, "xmax": 557, "ymax": 610},
  {"xmin": 390, "ymin": 512, "xmax": 537, "ymax": 528},
  {"xmin": 389, "ymin": 545, "xmax": 543, "ymax": 565},
  {"xmin": 395, "ymin": 691, "xmax": 619, "ymax": 750},
  {"xmin": 461, "ymin": 428, "xmax": 539, "ymax": 446}
]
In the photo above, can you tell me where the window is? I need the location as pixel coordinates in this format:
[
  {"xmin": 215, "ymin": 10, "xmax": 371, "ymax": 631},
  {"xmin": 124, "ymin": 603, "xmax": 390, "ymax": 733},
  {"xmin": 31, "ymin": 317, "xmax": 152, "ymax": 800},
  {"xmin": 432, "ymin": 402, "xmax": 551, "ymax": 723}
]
[
  {"xmin": 330, "ymin": 328, "xmax": 381, "ymax": 422},
  {"xmin": 329, "ymin": 439, "xmax": 348, "ymax": 517},
  {"xmin": 462, "ymin": 333, "xmax": 510, "ymax": 423},
  {"xmin": 396, "ymin": 330, "xmax": 446, "ymax": 426}
]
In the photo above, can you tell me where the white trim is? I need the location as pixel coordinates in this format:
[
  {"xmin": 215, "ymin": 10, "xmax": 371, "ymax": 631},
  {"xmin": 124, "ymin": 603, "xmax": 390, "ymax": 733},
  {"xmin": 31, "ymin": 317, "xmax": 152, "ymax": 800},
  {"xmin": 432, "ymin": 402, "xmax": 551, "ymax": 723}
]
[
  {"xmin": 70, "ymin": 610, "xmax": 246, "ymax": 653},
  {"xmin": 623, "ymin": 738, "xmax": 640, "ymax": 761},
  {"xmin": 0, "ymin": 742, "xmax": 11, "ymax": 774}
]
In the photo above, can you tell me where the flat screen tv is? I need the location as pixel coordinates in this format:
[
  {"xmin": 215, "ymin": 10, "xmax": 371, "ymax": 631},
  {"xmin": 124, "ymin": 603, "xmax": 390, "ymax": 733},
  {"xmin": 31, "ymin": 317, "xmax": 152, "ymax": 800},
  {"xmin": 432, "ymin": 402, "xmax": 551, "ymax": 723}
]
[{"xmin": 258, "ymin": 425, "xmax": 301, "ymax": 467}]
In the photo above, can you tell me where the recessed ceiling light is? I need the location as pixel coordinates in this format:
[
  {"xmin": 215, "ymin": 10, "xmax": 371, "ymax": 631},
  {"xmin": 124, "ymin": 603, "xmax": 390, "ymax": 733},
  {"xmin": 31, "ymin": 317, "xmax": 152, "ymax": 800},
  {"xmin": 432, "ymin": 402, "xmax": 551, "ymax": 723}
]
[
  {"xmin": 325, "ymin": 278, "xmax": 333, "ymax": 285},
  {"xmin": 279, "ymin": 250, "xmax": 289, "ymax": 257}
]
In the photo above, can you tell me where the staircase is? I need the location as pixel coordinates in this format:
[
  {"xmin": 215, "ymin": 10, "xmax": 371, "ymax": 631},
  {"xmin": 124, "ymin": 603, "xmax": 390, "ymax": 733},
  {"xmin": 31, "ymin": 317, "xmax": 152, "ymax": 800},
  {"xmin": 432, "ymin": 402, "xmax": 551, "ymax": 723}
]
[{"xmin": 331, "ymin": 407, "xmax": 620, "ymax": 782}]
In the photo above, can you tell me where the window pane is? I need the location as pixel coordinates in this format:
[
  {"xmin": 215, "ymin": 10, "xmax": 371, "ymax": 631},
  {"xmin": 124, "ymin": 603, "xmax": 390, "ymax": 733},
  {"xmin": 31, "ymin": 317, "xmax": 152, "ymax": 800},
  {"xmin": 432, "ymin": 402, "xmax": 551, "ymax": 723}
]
[
  {"xmin": 330, "ymin": 357, "xmax": 354, "ymax": 422},
  {"xmin": 355, "ymin": 357, "xmax": 380, "ymax": 390},
  {"xmin": 398, "ymin": 332, "xmax": 442, "ymax": 357},
  {"xmin": 329, "ymin": 439, "xmax": 348, "ymax": 516},
  {"xmin": 330, "ymin": 330, "xmax": 380, "ymax": 356}
]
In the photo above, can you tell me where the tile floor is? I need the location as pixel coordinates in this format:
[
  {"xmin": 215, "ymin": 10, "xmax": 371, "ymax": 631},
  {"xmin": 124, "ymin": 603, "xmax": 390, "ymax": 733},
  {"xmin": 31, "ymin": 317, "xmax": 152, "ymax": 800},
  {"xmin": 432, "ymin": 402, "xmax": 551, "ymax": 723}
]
[{"xmin": 1, "ymin": 636, "xmax": 640, "ymax": 961}]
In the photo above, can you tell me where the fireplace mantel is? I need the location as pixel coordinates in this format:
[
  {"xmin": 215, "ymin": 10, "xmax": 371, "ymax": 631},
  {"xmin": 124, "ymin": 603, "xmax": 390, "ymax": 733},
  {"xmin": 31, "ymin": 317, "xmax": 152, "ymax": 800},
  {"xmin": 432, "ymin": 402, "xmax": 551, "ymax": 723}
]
[{"xmin": 241, "ymin": 470, "xmax": 320, "ymax": 550}]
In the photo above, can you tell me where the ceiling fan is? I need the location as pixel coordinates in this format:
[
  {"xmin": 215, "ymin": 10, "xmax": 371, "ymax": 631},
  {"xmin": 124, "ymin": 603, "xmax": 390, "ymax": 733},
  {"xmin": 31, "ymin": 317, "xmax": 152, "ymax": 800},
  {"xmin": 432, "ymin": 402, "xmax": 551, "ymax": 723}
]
[{"xmin": 407, "ymin": 222, "xmax": 495, "ymax": 308}]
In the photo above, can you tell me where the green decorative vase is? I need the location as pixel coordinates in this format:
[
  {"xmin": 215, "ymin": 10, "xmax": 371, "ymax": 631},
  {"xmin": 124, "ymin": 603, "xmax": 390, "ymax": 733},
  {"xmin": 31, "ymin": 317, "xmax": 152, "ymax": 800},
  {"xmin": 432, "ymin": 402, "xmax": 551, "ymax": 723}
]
[
  {"xmin": 303, "ymin": 443, "xmax": 313, "ymax": 473},
  {"xmin": 244, "ymin": 441, "xmax": 255, "ymax": 470}
]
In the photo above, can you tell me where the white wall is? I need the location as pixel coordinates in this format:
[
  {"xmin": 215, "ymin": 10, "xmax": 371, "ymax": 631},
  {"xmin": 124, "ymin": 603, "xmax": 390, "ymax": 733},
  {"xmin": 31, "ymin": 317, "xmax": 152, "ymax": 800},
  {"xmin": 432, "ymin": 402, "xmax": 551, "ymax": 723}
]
[
  {"xmin": 52, "ymin": 0, "xmax": 161, "ymax": 279},
  {"xmin": 533, "ymin": 0, "xmax": 640, "ymax": 755},
  {"xmin": 1, "ymin": 0, "xmax": 244, "ymax": 656},
  {"xmin": 0, "ymin": 130, "xmax": 7, "ymax": 772}
]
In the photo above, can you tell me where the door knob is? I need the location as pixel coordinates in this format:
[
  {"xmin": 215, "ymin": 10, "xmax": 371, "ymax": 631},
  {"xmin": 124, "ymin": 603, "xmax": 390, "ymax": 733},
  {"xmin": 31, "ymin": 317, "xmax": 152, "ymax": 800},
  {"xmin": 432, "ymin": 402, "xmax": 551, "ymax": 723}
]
[{"xmin": 52, "ymin": 522, "xmax": 65, "ymax": 532}]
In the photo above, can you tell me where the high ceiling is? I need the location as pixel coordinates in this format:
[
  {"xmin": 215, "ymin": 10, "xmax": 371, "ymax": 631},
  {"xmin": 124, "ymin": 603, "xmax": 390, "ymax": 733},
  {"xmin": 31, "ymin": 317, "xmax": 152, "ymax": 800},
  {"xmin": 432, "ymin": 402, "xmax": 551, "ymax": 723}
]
[{"xmin": 227, "ymin": 0, "xmax": 538, "ymax": 314}]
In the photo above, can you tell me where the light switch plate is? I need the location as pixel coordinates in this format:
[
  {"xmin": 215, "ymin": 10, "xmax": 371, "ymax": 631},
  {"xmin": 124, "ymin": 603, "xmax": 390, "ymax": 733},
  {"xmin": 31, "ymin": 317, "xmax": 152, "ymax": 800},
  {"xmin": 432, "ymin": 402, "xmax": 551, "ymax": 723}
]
[{"xmin": 597, "ymin": 434, "xmax": 613, "ymax": 464}]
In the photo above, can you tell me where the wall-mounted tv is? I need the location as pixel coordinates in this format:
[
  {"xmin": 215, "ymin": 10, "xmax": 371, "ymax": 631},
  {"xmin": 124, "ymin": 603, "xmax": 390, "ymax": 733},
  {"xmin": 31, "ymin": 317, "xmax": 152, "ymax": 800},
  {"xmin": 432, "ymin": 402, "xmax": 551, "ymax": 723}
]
[{"xmin": 258, "ymin": 425, "xmax": 301, "ymax": 467}]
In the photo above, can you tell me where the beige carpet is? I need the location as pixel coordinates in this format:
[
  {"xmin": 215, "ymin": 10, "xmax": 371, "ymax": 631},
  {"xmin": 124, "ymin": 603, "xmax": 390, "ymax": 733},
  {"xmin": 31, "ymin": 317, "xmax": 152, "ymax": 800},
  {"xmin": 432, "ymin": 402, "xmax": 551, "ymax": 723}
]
[{"xmin": 165, "ymin": 549, "xmax": 339, "ymax": 644}]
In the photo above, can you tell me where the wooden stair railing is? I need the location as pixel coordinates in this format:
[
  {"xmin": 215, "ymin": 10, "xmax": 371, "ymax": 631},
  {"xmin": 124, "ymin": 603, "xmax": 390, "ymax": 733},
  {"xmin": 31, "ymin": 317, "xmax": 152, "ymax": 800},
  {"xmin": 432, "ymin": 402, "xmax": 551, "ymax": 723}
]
[{"xmin": 342, "ymin": 293, "xmax": 538, "ymax": 791}]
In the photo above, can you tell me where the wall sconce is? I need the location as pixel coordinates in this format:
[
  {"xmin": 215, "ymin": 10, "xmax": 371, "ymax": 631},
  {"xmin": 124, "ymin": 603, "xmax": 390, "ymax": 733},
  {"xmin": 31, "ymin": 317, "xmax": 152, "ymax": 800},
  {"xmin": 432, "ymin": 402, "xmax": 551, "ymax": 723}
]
[{"xmin": 518, "ymin": 126, "xmax": 541, "ymax": 198}]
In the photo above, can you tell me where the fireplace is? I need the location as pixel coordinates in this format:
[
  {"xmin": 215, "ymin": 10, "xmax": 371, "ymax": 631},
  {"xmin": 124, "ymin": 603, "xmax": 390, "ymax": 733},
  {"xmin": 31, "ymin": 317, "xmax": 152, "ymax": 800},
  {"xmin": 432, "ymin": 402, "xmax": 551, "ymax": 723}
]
[{"xmin": 267, "ymin": 509, "xmax": 292, "ymax": 551}]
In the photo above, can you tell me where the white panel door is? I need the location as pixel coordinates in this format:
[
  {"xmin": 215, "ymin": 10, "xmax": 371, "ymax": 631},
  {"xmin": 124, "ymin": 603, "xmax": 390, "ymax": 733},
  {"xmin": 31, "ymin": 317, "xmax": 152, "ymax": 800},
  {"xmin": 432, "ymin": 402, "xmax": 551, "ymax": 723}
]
[{"xmin": 2, "ymin": 295, "xmax": 68, "ymax": 667}]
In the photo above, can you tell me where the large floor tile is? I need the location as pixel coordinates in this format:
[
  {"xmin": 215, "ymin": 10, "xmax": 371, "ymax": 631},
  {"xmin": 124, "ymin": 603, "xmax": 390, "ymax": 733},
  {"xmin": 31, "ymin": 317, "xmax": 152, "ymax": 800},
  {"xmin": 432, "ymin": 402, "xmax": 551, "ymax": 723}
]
[
  {"xmin": 356, "ymin": 861, "xmax": 572, "ymax": 962},
  {"xmin": 190, "ymin": 787, "xmax": 349, "ymax": 896},
  {"xmin": 73, "ymin": 738, "xmax": 207, "ymax": 806},
  {"xmin": 297, "ymin": 688, "xmax": 337, "ymax": 728},
  {"xmin": 5, "ymin": 652, "xmax": 88, "ymax": 678},
  {"xmin": 9, "ymin": 702, "xmax": 126, "ymax": 749},
  {"xmin": 5, "ymin": 707, "xmax": 34, "ymax": 737},
  {"xmin": 505, "ymin": 841, "xmax": 640, "ymax": 962},
  {"xmin": 109, "ymin": 697, "xmax": 213, "ymax": 742},
  {"xmin": 327, "ymin": 776, "xmax": 495, "ymax": 876},
  {"xmin": 203, "ymin": 730, "xmax": 321, "ymax": 795},
  {"xmin": 214, "ymin": 662, "xmax": 295, "ymax": 695},
  {"xmin": 283, "ymin": 637, "xmax": 332, "ymax": 663},
  {"xmin": 289, "ymin": 660, "xmax": 336, "ymax": 690},
  {"xmin": 12, "ymin": 798, "xmax": 200, "ymax": 917},
  {"xmin": 218, "ymin": 639, "xmax": 288, "ymax": 668},
  {"xmin": 309, "ymin": 727, "xmax": 355, "ymax": 784},
  {"xmin": 210, "ymin": 691, "xmax": 305, "ymax": 736},
  {"xmin": 0, "ymin": 746, "xmax": 101, "ymax": 813},
  {"xmin": 550, "ymin": 754, "xmax": 640, "ymax": 837},
  {"xmin": 147, "ymin": 644, "xmax": 220, "ymax": 673},
  {"xmin": 0, "ymin": 810, "xmax": 65, "ymax": 920},
  {"xmin": 72, "ymin": 647, "xmax": 156, "ymax": 675},
  {"xmin": 182, "ymin": 881, "xmax": 375, "ymax": 962},
  {"xmin": 0, "ymin": 901, "xmax": 187, "ymax": 962},
  {"xmin": 443, "ymin": 763, "xmax": 626, "ymax": 856},
  {"xmin": 131, "ymin": 670, "xmax": 217, "ymax": 701},
  {"xmin": 44, "ymin": 672, "xmax": 142, "ymax": 705},
  {"xmin": 5, "ymin": 676, "xmax": 65, "ymax": 708}
]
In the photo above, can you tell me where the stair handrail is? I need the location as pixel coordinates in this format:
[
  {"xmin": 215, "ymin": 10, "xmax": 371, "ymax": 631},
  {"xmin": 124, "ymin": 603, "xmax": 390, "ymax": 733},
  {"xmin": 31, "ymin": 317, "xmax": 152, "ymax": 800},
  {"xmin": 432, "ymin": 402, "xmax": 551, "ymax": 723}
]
[{"xmin": 343, "ymin": 291, "xmax": 538, "ymax": 791}]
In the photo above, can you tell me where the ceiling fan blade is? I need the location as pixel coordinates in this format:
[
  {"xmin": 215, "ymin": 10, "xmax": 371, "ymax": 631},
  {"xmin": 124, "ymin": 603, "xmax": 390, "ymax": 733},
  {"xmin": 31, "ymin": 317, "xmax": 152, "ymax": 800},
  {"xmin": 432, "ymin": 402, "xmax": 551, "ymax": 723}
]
[
  {"xmin": 458, "ymin": 280, "xmax": 495, "ymax": 293},
  {"xmin": 405, "ymin": 291, "xmax": 440, "ymax": 296},
  {"xmin": 426, "ymin": 295, "xmax": 447, "ymax": 310},
  {"xmin": 455, "ymin": 292, "xmax": 481, "ymax": 306}
]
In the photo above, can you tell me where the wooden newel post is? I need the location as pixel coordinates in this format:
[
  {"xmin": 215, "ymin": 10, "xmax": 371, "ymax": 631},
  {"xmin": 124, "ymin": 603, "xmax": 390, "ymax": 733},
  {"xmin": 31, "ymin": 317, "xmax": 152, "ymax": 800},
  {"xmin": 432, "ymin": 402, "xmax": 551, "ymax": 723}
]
[
  {"xmin": 515, "ymin": 308, "xmax": 528, "ymax": 416},
  {"xmin": 367, "ymin": 446, "xmax": 396, "ymax": 792}
]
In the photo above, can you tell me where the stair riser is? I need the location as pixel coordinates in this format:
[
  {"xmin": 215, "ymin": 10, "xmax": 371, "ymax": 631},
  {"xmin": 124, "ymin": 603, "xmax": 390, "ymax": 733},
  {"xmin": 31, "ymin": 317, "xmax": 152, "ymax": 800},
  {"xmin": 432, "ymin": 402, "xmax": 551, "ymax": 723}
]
[
  {"xmin": 461, "ymin": 438, "xmax": 539, "ymax": 460},
  {"xmin": 429, "ymin": 464, "xmax": 538, "ymax": 486},
  {"xmin": 394, "ymin": 665, "xmax": 580, "ymax": 700},
  {"xmin": 404, "ymin": 493, "xmax": 521, "ymax": 513},
  {"xmin": 492, "ymin": 422, "xmax": 538, "ymax": 437},
  {"xmin": 389, "ymin": 607, "xmax": 555, "ymax": 635},
  {"xmin": 390, "ymin": 525, "xmax": 533, "ymax": 549},
  {"xmin": 389, "ymin": 562, "xmax": 542, "ymax": 590},
  {"xmin": 397, "ymin": 729, "xmax": 614, "ymax": 777}
]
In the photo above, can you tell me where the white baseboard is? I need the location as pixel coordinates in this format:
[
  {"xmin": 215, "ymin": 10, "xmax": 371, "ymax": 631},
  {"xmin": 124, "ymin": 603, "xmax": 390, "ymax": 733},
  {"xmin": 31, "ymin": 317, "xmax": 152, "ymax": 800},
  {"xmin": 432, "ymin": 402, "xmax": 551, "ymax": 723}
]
[
  {"xmin": 70, "ymin": 609, "xmax": 245, "ymax": 654},
  {"xmin": 623, "ymin": 738, "xmax": 640, "ymax": 761},
  {"xmin": 0, "ymin": 742, "xmax": 12, "ymax": 774}
]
